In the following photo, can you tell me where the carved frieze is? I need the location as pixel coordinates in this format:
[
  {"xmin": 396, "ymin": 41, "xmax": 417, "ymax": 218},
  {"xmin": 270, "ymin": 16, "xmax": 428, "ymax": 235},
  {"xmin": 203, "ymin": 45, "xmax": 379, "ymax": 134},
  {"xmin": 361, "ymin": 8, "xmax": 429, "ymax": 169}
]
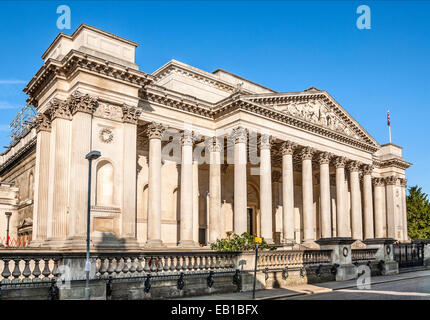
[
  {"xmin": 94, "ymin": 102, "xmax": 124, "ymax": 122},
  {"xmin": 99, "ymin": 128, "xmax": 114, "ymax": 144}
]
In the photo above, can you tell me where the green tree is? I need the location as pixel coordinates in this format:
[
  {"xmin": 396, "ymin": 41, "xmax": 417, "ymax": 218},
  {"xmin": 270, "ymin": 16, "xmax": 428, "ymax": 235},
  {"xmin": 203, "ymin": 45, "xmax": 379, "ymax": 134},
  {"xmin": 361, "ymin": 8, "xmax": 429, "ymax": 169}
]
[{"xmin": 407, "ymin": 185, "xmax": 430, "ymax": 239}]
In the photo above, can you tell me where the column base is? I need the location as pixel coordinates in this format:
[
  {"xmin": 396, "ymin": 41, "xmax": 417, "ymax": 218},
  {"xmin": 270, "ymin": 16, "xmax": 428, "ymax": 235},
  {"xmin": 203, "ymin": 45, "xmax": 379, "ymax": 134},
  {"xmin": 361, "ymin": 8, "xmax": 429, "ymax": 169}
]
[
  {"xmin": 335, "ymin": 264, "xmax": 358, "ymax": 281},
  {"xmin": 178, "ymin": 240, "xmax": 199, "ymax": 249},
  {"xmin": 145, "ymin": 239, "xmax": 166, "ymax": 249}
]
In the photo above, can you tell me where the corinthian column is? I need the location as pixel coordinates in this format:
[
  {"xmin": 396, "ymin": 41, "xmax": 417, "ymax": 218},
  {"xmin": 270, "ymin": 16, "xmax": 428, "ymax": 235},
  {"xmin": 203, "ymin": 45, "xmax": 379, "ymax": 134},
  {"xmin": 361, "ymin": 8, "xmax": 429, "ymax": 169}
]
[
  {"xmin": 300, "ymin": 147, "xmax": 316, "ymax": 244},
  {"xmin": 334, "ymin": 156, "xmax": 347, "ymax": 237},
  {"xmin": 146, "ymin": 122, "xmax": 165, "ymax": 248},
  {"xmin": 373, "ymin": 177, "xmax": 386, "ymax": 238},
  {"xmin": 318, "ymin": 152, "xmax": 332, "ymax": 238},
  {"xmin": 259, "ymin": 134, "xmax": 273, "ymax": 243},
  {"xmin": 208, "ymin": 137, "xmax": 222, "ymax": 243},
  {"xmin": 362, "ymin": 165, "xmax": 374, "ymax": 239},
  {"xmin": 233, "ymin": 127, "xmax": 247, "ymax": 235},
  {"xmin": 348, "ymin": 161, "xmax": 363, "ymax": 240},
  {"xmin": 385, "ymin": 175, "xmax": 398, "ymax": 239},
  {"xmin": 281, "ymin": 141, "xmax": 296, "ymax": 244},
  {"xmin": 179, "ymin": 130, "xmax": 197, "ymax": 247}
]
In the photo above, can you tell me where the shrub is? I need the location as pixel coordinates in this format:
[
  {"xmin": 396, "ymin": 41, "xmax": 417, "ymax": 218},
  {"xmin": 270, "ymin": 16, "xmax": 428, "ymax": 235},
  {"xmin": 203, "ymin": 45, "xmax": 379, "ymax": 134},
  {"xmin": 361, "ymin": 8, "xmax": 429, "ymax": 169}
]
[{"xmin": 210, "ymin": 232, "xmax": 276, "ymax": 251}]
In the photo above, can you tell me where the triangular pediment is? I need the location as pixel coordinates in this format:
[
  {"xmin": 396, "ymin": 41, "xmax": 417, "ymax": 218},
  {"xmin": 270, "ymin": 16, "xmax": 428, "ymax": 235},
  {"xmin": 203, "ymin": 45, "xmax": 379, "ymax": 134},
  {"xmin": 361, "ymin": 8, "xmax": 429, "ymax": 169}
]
[{"xmin": 242, "ymin": 91, "xmax": 379, "ymax": 148}]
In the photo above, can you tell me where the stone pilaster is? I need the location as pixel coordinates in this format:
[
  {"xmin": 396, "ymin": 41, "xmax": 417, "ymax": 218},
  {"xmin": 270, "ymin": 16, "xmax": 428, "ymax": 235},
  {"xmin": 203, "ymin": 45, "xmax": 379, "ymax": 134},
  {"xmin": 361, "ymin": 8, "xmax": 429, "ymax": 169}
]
[
  {"xmin": 233, "ymin": 127, "xmax": 247, "ymax": 235},
  {"xmin": 317, "ymin": 152, "xmax": 332, "ymax": 239},
  {"xmin": 145, "ymin": 122, "xmax": 166, "ymax": 248},
  {"xmin": 281, "ymin": 141, "xmax": 296, "ymax": 244},
  {"xmin": 259, "ymin": 134, "xmax": 273, "ymax": 243},
  {"xmin": 31, "ymin": 113, "xmax": 51, "ymax": 244}
]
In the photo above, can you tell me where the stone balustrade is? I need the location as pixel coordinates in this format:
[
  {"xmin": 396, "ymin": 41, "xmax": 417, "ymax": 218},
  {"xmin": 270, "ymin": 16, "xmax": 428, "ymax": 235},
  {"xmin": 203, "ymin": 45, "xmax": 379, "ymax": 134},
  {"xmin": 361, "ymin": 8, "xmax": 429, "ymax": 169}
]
[
  {"xmin": 257, "ymin": 250, "xmax": 332, "ymax": 269},
  {"xmin": 351, "ymin": 248, "xmax": 378, "ymax": 263}
]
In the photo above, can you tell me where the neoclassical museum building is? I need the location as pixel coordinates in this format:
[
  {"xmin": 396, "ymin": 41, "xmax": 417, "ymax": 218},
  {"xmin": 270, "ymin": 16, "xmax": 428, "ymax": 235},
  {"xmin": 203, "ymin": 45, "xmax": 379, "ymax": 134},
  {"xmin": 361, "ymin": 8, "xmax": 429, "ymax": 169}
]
[{"xmin": 0, "ymin": 24, "xmax": 411, "ymax": 250}]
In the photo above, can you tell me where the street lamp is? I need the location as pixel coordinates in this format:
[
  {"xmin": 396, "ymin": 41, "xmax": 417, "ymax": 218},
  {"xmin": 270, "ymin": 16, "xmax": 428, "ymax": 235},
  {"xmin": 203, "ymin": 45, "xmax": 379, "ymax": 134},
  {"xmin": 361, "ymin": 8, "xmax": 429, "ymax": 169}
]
[
  {"xmin": 84, "ymin": 150, "xmax": 101, "ymax": 300},
  {"xmin": 5, "ymin": 212, "xmax": 12, "ymax": 248}
]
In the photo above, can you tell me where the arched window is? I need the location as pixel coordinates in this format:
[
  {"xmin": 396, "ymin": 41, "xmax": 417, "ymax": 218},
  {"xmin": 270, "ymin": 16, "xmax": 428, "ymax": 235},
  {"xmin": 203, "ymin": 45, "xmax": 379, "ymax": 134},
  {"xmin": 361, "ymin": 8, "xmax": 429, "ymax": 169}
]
[{"xmin": 96, "ymin": 160, "xmax": 114, "ymax": 206}]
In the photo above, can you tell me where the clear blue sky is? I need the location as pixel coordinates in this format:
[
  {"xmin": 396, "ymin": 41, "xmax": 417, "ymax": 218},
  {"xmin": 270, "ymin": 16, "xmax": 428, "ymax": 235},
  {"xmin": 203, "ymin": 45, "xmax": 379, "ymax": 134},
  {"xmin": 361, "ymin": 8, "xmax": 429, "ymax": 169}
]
[{"xmin": 0, "ymin": 1, "xmax": 429, "ymax": 195}]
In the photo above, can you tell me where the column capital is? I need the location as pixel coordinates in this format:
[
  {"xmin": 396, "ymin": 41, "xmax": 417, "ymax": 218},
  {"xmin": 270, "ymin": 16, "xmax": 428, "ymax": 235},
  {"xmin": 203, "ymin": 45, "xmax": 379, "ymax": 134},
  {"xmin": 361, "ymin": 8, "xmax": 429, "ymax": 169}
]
[
  {"xmin": 280, "ymin": 140, "xmax": 296, "ymax": 155},
  {"xmin": 385, "ymin": 175, "xmax": 398, "ymax": 185},
  {"xmin": 399, "ymin": 178, "xmax": 408, "ymax": 187},
  {"xmin": 122, "ymin": 104, "xmax": 142, "ymax": 124},
  {"xmin": 208, "ymin": 136, "xmax": 222, "ymax": 153},
  {"xmin": 48, "ymin": 98, "xmax": 71, "ymax": 120},
  {"xmin": 259, "ymin": 134, "xmax": 272, "ymax": 150},
  {"xmin": 299, "ymin": 146, "xmax": 315, "ymax": 161},
  {"xmin": 347, "ymin": 160, "xmax": 361, "ymax": 172},
  {"xmin": 146, "ymin": 122, "xmax": 166, "ymax": 140},
  {"xmin": 333, "ymin": 156, "xmax": 347, "ymax": 169},
  {"xmin": 68, "ymin": 91, "xmax": 98, "ymax": 115},
  {"xmin": 180, "ymin": 130, "xmax": 195, "ymax": 146},
  {"xmin": 34, "ymin": 113, "xmax": 51, "ymax": 133},
  {"xmin": 232, "ymin": 127, "xmax": 247, "ymax": 144},
  {"xmin": 317, "ymin": 152, "xmax": 331, "ymax": 165},
  {"xmin": 362, "ymin": 164, "xmax": 374, "ymax": 175},
  {"xmin": 372, "ymin": 177, "xmax": 385, "ymax": 187}
]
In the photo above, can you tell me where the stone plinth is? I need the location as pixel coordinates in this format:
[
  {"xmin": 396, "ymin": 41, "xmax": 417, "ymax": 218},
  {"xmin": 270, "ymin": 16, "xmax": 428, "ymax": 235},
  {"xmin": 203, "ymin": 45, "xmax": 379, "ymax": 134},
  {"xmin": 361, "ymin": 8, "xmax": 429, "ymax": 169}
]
[{"xmin": 363, "ymin": 238, "xmax": 398, "ymax": 275}]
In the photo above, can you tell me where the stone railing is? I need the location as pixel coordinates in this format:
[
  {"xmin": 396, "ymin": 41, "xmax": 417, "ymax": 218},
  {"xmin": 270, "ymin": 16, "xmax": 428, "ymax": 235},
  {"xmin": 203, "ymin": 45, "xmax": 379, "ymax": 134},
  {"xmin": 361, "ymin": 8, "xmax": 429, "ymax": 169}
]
[
  {"xmin": 94, "ymin": 251, "xmax": 239, "ymax": 279},
  {"xmin": 351, "ymin": 248, "xmax": 378, "ymax": 263},
  {"xmin": 257, "ymin": 250, "xmax": 332, "ymax": 269},
  {"xmin": 0, "ymin": 252, "xmax": 61, "ymax": 283}
]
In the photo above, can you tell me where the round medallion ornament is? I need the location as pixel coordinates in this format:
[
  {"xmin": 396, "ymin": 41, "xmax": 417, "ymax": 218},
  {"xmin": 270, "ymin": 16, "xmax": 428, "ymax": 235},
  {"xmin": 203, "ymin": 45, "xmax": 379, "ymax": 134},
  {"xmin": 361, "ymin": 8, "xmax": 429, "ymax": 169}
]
[
  {"xmin": 99, "ymin": 128, "xmax": 114, "ymax": 143},
  {"xmin": 342, "ymin": 247, "xmax": 349, "ymax": 257},
  {"xmin": 386, "ymin": 246, "xmax": 391, "ymax": 255}
]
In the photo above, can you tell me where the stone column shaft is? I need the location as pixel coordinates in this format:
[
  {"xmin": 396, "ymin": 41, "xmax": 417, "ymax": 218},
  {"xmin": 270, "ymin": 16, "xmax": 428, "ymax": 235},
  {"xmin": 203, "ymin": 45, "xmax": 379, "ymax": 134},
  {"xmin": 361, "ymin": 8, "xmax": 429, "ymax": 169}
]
[
  {"xmin": 233, "ymin": 128, "xmax": 247, "ymax": 235},
  {"xmin": 318, "ymin": 153, "xmax": 332, "ymax": 238},
  {"xmin": 259, "ymin": 135, "xmax": 273, "ymax": 243},
  {"xmin": 281, "ymin": 142, "xmax": 295, "ymax": 243},
  {"xmin": 146, "ymin": 123, "xmax": 164, "ymax": 247},
  {"xmin": 208, "ymin": 139, "xmax": 221, "ymax": 243},
  {"xmin": 362, "ymin": 166, "xmax": 374, "ymax": 239},
  {"xmin": 335, "ymin": 157, "xmax": 347, "ymax": 237},
  {"xmin": 301, "ymin": 147, "xmax": 315, "ymax": 243},
  {"xmin": 400, "ymin": 179, "xmax": 408, "ymax": 241},
  {"xmin": 193, "ymin": 160, "xmax": 199, "ymax": 244},
  {"xmin": 179, "ymin": 131, "xmax": 195, "ymax": 247},
  {"xmin": 349, "ymin": 162, "xmax": 363, "ymax": 240},
  {"xmin": 373, "ymin": 178, "xmax": 386, "ymax": 238}
]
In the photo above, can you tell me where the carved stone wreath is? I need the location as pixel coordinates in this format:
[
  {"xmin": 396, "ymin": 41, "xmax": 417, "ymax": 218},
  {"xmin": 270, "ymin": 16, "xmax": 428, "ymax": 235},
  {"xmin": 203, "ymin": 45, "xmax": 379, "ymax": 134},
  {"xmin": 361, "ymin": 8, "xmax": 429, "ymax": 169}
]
[{"xmin": 99, "ymin": 128, "xmax": 114, "ymax": 143}]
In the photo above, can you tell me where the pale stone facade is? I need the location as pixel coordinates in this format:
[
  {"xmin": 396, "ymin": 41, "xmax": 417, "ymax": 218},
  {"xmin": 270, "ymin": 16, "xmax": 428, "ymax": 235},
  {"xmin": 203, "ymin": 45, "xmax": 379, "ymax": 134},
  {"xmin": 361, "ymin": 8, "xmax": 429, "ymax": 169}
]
[{"xmin": 0, "ymin": 24, "xmax": 411, "ymax": 250}]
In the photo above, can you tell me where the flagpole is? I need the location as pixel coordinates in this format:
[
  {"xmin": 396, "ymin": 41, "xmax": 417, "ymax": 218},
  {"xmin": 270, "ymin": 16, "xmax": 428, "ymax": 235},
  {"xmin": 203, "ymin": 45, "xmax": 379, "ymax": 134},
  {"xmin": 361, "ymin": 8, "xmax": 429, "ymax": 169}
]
[
  {"xmin": 389, "ymin": 124, "xmax": 392, "ymax": 144},
  {"xmin": 387, "ymin": 109, "xmax": 392, "ymax": 144}
]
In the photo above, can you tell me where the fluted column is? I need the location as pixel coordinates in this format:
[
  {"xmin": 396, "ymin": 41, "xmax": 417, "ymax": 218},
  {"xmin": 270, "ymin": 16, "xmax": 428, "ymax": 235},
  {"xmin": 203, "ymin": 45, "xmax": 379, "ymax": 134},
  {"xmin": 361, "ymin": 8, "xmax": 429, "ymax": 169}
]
[
  {"xmin": 334, "ymin": 156, "xmax": 348, "ymax": 237},
  {"xmin": 146, "ymin": 122, "xmax": 165, "ymax": 247},
  {"xmin": 259, "ymin": 134, "xmax": 273, "ymax": 243},
  {"xmin": 32, "ymin": 113, "xmax": 51, "ymax": 243},
  {"xmin": 373, "ymin": 177, "xmax": 386, "ymax": 238},
  {"xmin": 208, "ymin": 137, "xmax": 222, "ymax": 243},
  {"xmin": 300, "ymin": 147, "xmax": 315, "ymax": 243},
  {"xmin": 348, "ymin": 161, "xmax": 363, "ymax": 240},
  {"xmin": 400, "ymin": 178, "xmax": 408, "ymax": 241},
  {"xmin": 385, "ymin": 175, "xmax": 398, "ymax": 239},
  {"xmin": 233, "ymin": 127, "xmax": 247, "ymax": 235},
  {"xmin": 362, "ymin": 165, "xmax": 374, "ymax": 239},
  {"xmin": 318, "ymin": 152, "xmax": 332, "ymax": 238},
  {"xmin": 179, "ymin": 130, "xmax": 197, "ymax": 247},
  {"xmin": 192, "ymin": 160, "xmax": 199, "ymax": 244},
  {"xmin": 281, "ymin": 141, "xmax": 296, "ymax": 244}
]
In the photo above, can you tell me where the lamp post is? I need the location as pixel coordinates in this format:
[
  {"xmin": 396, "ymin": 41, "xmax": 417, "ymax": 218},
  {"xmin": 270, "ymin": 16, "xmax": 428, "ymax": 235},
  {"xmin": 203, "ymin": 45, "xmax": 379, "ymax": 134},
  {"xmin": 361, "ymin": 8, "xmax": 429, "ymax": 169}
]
[
  {"xmin": 5, "ymin": 211, "xmax": 12, "ymax": 248},
  {"xmin": 84, "ymin": 150, "xmax": 101, "ymax": 300}
]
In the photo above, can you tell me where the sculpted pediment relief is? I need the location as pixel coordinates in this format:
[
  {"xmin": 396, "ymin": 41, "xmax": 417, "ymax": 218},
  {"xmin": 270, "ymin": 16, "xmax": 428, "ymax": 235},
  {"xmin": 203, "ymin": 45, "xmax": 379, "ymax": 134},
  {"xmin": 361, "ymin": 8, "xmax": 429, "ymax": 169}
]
[{"xmin": 272, "ymin": 99, "xmax": 362, "ymax": 141}]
